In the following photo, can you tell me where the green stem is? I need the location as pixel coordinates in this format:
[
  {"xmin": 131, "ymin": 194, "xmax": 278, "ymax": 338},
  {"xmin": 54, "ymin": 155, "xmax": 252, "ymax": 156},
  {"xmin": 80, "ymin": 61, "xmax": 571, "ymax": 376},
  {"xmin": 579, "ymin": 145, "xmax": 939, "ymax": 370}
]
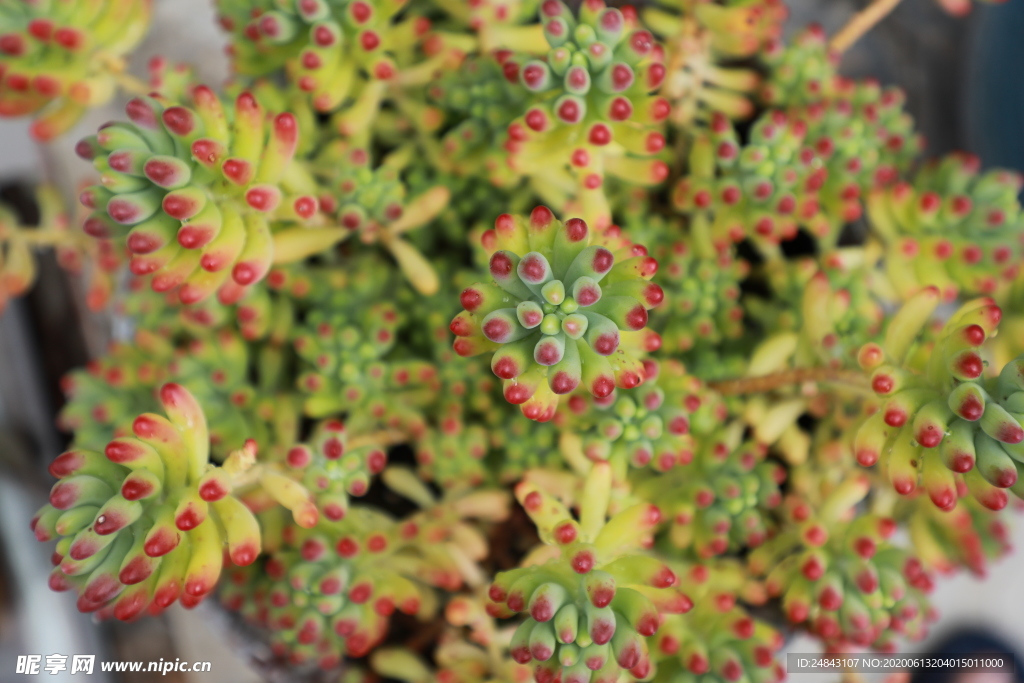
[
  {"xmin": 708, "ymin": 367, "xmax": 870, "ymax": 396},
  {"xmin": 3, "ymin": 229, "xmax": 70, "ymax": 248},
  {"xmin": 690, "ymin": 213, "xmax": 717, "ymax": 260}
]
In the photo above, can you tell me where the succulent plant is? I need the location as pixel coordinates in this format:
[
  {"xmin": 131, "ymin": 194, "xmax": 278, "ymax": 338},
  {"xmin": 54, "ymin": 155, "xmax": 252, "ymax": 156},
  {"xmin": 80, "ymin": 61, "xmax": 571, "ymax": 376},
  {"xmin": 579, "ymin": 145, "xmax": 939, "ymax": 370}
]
[
  {"xmin": 13, "ymin": 0, "xmax": 1024, "ymax": 677},
  {"xmin": 751, "ymin": 479, "xmax": 937, "ymax": 649},
  {"xmin": 790, "ymin": 80, "xmax": 918, "ymax": 232},
  {"xmin": 644, "ymin": 0, "xmax": 785, "ymax": 128},
  {"xmin": 760, "ymin": 25, "xmax": 836, "ymax": 107},
  {"xmin": 652, "ymin": 561, "xmax": 786, "ymax": 683},
  {"xmin": 868, "ymin": 153, "xmax": 1024, "ymax": 301},
  {"xmin": 489, "ymin": 465, "xmax": 691, "ymax": 683},
  {"xmin": 652, "ymin": 235, "xmax": 746, "ymax": 353},
  {"xmin": 855, "ymin": 289, "xmax": 1024, "ymax": 511},
  {"xmin": 35, "ymin": 384, "xmax": 263, "ymax": 619},
  {"xmin": 310, "ymin": 142, "xmax": 451, "ymax": 294},
  {"xmin": 282, "ymin": 419, "xmax": 388, "ymax": 520},
  {"xmin": 500, "ymin": 0, "xmax": 671, "ymax": 228},
  {"xmin": 222, "ymin": 507, "xmax": 430, "ymax": 665},
  {"xmin": 642, "ymin": 427, "xmax": 783, "ymax": 557},
  {"xmin": 75, "ymin": 89, "xmax": 336, "ymax": 303},
  {"xmin": 452, "ymin": 207, "xmax": 662, "ymax": 421},
  {"xmin": 58, "ymin": 331, "xmax": 172, "ymax": 447},
  {"xmin": 566, "ymin": 359, "xmax": 713, "ymax": 478},
  {"xmin": 0, "ymin": 0, "xmax": 152, "ymax": 139},
  {"xmin": 426, "ymin": 53, "xmax": 530, "ymax": 180},
  {"xmin": 673, "ymin": 111, "xmax": 822, "ymax": 251},
  {"xmin": 295, "ymin": 299, "xmax": 436, "ymax": 432},
  {"xmin": 214, "ymin": 0, "xmax": 437, "ymax": 118}
]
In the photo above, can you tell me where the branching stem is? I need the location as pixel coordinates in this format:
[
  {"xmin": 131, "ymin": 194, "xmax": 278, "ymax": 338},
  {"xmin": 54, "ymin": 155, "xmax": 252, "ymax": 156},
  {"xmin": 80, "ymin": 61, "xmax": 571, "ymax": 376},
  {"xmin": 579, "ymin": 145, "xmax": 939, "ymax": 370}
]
[
  {"xmin": 829, "ymin": 0, "xmax": 904, "ymax": 54},
  {"xmin": 98, "ymin": 54, "xmax": 152, "ymax": 96},
  {"xmin": 1, "ymin": 229, "xmax": 69, "ymax": 247},
  {"xmin": 112, "ymin": 71, "xmax": 153, "ymax": 96},
  {"xmin": 708, "ymin": 367, "xmax": 870, "ymax": 395},
  {"xmin": 348, "ymin": 429, "xmax": 408, "ymax": 449}
]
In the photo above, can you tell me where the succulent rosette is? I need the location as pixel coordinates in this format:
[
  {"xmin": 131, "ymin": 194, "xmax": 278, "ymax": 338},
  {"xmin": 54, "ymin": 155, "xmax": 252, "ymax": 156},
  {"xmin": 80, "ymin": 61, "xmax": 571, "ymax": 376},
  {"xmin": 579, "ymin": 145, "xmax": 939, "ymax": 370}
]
[
  {"xmin": 760, "ymin": 25, "xmax": 838, "ymax": 107},
  {"xmin": 426, "ymin": 53, "xmax": 530, "ymax": 180},
  {"xmin": 652, "ymin": 562, "xmax": 785, "ymax": 683},
  {"xmin": 856, "ymin": 290, "xmax": 1024, "ymax": 511},
  {"xmin": 569, "ymin": 359, "xmax": 714, "ymax": 477},
  {"xmin": 222, "ymin": 508, "xmax": 432, "ymax": 667},
  {"xmin": 488, "ymin": 465, "xmax": 692, "ymax": 683},
  {"xmin": 58, "ymin": 331, "xmax": 172, "ymax": 447},
  {"xmin": 750, "ymin": 481, "xmax": 936, "ymax": 649},
  {"xmin": 295, "ymin": 300, "xmax": 436, "ymax": 433},
  {"xmin": 789, "ymin": 80, "xmax": 918, "ymax": 231},
  {"xmin": 0, "ymin": 0, "xmax": 152, "ymax": 139},
  {"xmin": 76, "ymin": 89, "xmax": 330, "ymax": 304},
  {"xmin": 281, "ymin": 420, "xmax": 388, "ymax": 522},
  {"xmin": 641, "ymin": 430, "xmax": 783, "ymax": 557},
  {"xmin": 451, "ymin": 207, "xmax": 662, "ymax": 421},
  {"xmin": 867, "ymin": 152, "xmax": 1024, "ymax": 300},
  {"xmin": 501, "ymin": 0, "xmax": 671, "ymax": 228},
  {"xmin": 643, "ymin": 0, "xmax": 785, "ymax": 128},
  {"xmin": 653, "ymin": 236, "xmax": 746, "ymax": 353},
  {"xmin": 215, "ymin": 0, "xmax": 437, "ymax": 118},
  {"xmin": 673, "ymin": 111, "xmax": 822, "ymax": 250},
  {"xmin": 311, "ymin": 143, "xmax": 451, "ymax": 294},
  {"xmin": 33, "ymin": 384, "xmax": 263, "ymax": 620}
]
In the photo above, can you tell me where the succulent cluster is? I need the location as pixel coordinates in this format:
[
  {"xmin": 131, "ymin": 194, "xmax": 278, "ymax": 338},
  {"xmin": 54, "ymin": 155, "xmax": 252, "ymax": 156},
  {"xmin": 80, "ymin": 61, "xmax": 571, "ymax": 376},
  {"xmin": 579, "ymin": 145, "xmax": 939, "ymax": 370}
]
[
  {"xmin": 501, "ymin": 0, "xmax": 672, "ymax": 228},
  {"xmin": 7, "ymin": 0, "xmax": 1024, "ymax": 679},
  {"xmin": 491, "ymin": 466, "xmax": 690, "ymax": 683},
  {"xmin": 868, "ymin": 153, "xmax": 1024, "ymax": 300},
  {"xmin": 224, "ymin": 507, "xmax": 435, "ymax": 665},
  {"xmin": 856, "ymin": 289, "xmax": 1024, "ymax": 511},
  {"xmin": 0, "ymin": 0, "xmax": 152, "ymax": 139},
  {"xmin": 751, "ymin": 478, "xmax": 936, "ymax": 649},
  {"xmin": 451, "ymin": 207, "xmax": 662, "ymax": 421},
  {"xmin": 35, "ymin": 384, "xmax": 263, "ymax": 619},
  {"xmin": 76, "ymin": 89, "xmax": 333, "ymax": 303},
  {"xmin": 652, "ymin": 561, "xmax": 785, "ymax": 683}
]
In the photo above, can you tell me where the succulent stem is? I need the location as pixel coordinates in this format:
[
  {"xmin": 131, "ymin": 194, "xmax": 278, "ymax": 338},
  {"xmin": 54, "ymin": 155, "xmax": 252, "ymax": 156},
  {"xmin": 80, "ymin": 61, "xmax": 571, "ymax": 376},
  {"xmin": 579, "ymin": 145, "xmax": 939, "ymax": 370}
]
[
  {"xmin": 708, "ymin": 367, "xmax": 871, "ymax": 395},
  {"xmin": 348, "ymin": 429, "xmax": 408, "ymax": 450},
  {"xmin": 829, "ymin": 0, "xmax": 904, "ymax": 54},
  {"xmin": 4, "ymin": 229, "xmax": 70, "ymax": 247}
]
